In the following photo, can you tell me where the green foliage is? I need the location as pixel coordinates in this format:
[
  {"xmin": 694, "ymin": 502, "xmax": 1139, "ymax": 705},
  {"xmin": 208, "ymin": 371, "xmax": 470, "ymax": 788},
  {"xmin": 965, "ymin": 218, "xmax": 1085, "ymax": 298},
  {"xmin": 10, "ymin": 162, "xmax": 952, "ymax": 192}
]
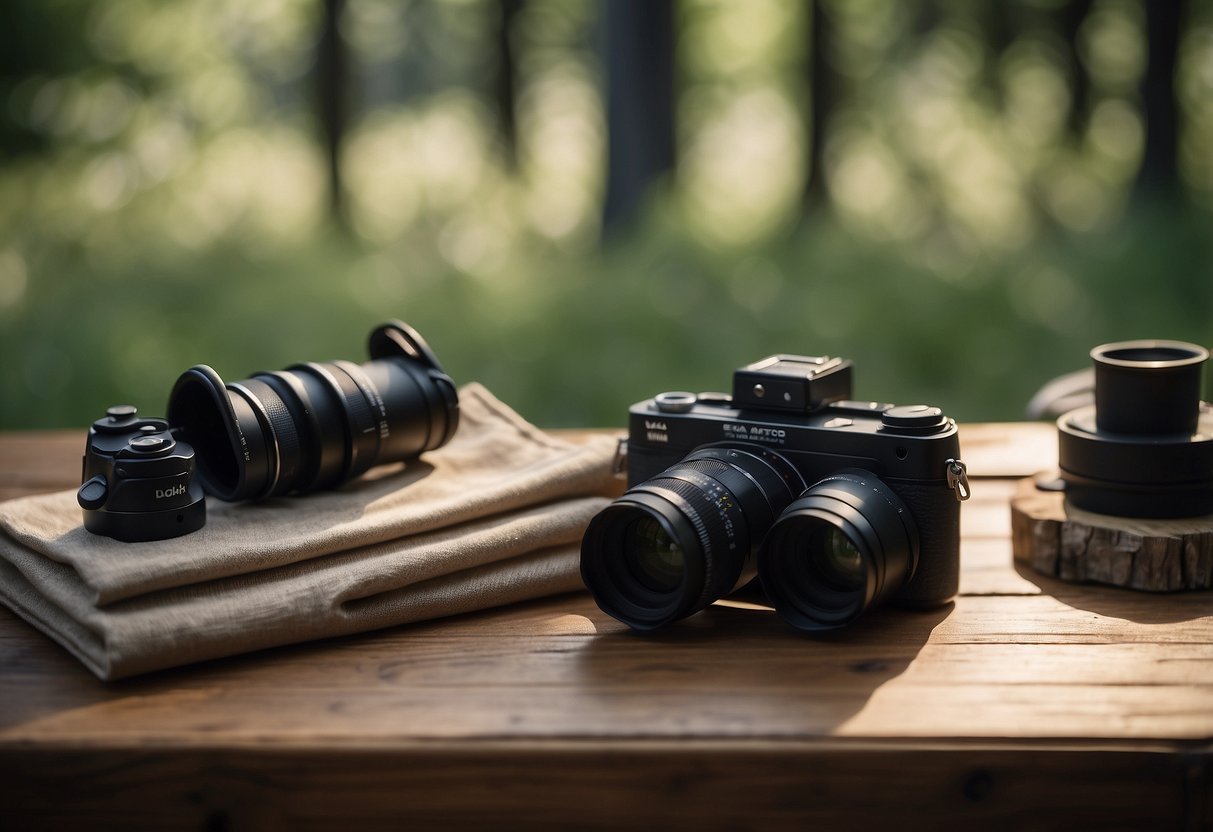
[
  {"xmin": 3, "ymin": 202, "xmax": 1208, "ymax": 429},
  {"xmin": 1, "ymin": 0, "xmax": 1210, "ymax": 430}
]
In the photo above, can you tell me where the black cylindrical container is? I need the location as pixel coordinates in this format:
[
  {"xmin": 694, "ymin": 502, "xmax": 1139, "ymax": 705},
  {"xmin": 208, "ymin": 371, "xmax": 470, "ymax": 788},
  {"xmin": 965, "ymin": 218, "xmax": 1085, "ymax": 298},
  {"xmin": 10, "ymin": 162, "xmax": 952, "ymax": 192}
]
[
  {"xmin": 1092, "ymin": 341, "xmax": 1207, "ymax": 436},
  {"xmin": 1058, "ymin": 339, "xmax": 1213, "ymax": 517}
]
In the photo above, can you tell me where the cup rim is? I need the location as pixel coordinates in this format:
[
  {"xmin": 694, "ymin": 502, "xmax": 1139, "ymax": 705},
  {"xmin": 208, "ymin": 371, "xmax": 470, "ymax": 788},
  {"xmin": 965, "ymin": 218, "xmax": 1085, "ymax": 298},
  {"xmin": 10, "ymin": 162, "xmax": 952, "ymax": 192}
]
[{"xmin": 1091, "ymin": 339, "xmax": 1209, "ymax": 369}]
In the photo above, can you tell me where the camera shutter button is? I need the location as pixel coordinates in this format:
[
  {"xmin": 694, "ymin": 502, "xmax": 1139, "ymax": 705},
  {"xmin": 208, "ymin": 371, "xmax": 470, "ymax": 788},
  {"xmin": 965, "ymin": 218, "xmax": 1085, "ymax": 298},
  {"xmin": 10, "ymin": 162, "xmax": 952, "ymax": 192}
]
[
  {"xmin": 94, "ymin": 405, "xmax": 144, "ymax": 435},
  {"xmin": 77, "ymin": 475, "xmax": 109, "ymax": 510},
  {"xmin": 881, "ymin": 405, "xmax": 946, "ymax": 432},
  {"xmin": 130, "ymin": 434, "xmax": 173, "ymax": 453},
  {"xmin": 655, "ymin": 392, "xmax": 697, "ymax": 413},
  {"xmin": 106, "ymin": 405, "xmax": 137, "ymax": 420}
]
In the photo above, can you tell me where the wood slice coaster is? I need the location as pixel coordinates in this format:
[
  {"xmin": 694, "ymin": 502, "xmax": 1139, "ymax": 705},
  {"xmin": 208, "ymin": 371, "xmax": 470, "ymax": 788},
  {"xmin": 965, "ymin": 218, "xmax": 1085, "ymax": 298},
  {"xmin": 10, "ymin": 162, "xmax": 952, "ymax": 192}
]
[{"xmin": 1010, "ymin": 474, "xmax": 1213, "ymax": 591}]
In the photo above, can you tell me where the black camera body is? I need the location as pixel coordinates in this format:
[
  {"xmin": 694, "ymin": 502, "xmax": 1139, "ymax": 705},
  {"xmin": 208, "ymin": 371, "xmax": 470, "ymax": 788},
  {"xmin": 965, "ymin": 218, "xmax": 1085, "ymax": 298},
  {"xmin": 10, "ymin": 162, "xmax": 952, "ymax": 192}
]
[
  {"xmin": 581, "ymin": 355, "xmax": 969, "ymax": 632},
  {"xmin": 77, "ymin": 406, "xmax": 207, "ymax": 542}
]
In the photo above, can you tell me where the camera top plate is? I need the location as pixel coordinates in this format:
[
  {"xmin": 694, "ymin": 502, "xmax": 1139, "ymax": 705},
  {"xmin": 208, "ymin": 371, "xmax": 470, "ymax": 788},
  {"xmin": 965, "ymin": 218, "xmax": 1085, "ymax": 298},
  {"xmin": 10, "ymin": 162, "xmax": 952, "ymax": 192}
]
[{"xmin": 628, "ymin": 387, "xmax": 960, "ymax": 488}]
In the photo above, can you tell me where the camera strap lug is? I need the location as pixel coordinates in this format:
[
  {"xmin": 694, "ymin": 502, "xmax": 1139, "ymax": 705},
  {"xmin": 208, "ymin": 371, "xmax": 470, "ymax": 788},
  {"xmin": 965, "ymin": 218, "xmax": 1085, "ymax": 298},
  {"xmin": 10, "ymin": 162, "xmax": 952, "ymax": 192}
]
[
  {"xmin": 612, "ymin": 437, "xmax": 628, "ymax": 478},
  {"xmin": 946, "ymin": 459, "xmax": 971, "ymax": 501}
]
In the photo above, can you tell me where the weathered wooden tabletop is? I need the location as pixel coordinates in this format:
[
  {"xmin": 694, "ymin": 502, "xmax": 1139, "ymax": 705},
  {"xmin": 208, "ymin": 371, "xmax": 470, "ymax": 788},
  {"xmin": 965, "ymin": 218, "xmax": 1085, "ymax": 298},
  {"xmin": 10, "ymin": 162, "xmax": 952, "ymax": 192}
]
[{"xmin": 0, "ymin": 425, "xmax": 1209, "ymax": 830}]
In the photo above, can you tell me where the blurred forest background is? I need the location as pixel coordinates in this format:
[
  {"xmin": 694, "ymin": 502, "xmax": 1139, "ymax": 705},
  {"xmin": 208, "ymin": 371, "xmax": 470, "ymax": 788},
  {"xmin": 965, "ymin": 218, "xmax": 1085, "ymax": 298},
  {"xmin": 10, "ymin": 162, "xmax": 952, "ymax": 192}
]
[{"xmin": 0, "ymin": 0, "xmax": 1210, "ymax": 429}]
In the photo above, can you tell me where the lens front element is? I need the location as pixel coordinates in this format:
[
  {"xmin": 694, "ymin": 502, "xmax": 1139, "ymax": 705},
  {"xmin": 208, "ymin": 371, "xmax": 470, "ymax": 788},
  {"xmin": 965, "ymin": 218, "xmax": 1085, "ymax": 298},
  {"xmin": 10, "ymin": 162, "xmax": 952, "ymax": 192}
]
[
  {"xmin": 623, "ymin": 515, "xmax": 686, "ymax": 593},
  {"xmin": 814, "ymin": 526, "xmax": 865, "ymax": 590}
]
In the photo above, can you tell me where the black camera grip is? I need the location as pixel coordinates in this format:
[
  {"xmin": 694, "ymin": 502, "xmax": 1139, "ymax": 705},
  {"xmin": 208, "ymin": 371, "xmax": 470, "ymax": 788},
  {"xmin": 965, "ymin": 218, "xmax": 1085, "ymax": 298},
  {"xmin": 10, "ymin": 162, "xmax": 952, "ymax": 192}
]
[{"xmin": 887, "ymin": 479, "xmax": 960, "ymax": 607}]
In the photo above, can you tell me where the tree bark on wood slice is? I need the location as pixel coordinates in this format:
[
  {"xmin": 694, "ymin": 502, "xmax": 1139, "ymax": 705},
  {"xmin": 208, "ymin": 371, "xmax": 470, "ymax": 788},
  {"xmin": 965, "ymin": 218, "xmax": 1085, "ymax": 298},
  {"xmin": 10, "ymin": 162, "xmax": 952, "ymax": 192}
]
[{"xmin": 1010, "ymin": 474, "xmax": 1213, "ymax": 591}]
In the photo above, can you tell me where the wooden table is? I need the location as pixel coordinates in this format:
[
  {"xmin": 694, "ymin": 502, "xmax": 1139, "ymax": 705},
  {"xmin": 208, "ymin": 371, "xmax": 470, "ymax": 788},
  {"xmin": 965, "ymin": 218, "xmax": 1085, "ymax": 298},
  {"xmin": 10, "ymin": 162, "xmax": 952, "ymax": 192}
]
[{"xmin": 1, "ymin": 425, "xmax": 1210, "ymax": 830}]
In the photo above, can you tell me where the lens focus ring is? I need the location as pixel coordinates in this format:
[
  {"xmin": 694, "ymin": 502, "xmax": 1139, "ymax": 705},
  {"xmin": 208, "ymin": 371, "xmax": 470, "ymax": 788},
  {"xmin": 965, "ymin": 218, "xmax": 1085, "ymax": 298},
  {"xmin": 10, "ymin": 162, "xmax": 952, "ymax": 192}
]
[{"xmin": 294, "ymin": 361, "xmax": 382, "ymax": 484}]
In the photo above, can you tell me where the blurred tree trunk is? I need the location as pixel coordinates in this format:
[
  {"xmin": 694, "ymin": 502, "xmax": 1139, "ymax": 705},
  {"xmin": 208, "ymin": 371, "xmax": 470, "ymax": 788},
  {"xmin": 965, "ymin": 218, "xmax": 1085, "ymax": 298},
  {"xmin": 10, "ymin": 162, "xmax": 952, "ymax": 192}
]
[
  {"xmin": 983, "ymin": 3, "xmax": 1015, "ymax": 110},
  {"xmin": 318, "ymin": 0, "xmax": 349, "ymax": 231},
  {"xmin": 804, "ymin": 0, "xmax": 837, "ymax": 210},
  {"xmin": 1062, "ymin": 0, "xmax": 1093, "ymax": 138},
  {"xmin": 602, "ymin": 0, "xmax": 676, "ymax": 234},
  {"xmin": 494, "ymin": 0, "xmax": 523, "ymax": 170},
  {"xmin": 1133, "ymin": 0, "xmax": 1183, "ymax": 204}
]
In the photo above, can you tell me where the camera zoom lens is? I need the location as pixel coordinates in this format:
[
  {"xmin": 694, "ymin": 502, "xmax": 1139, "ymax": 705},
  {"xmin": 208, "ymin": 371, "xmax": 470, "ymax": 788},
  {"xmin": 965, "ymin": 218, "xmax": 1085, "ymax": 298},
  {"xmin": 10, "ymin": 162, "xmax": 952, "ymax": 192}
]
[
  {"xmin": 166, "ymin": 321, "xmax": 459, "ymax": 501},
  {"xmin": 580, "ymin": 443, "xmax": 805, "ymax": 630},
  {"xmin": 759, "ymin": 469, "xmax": 919, "ymax": 631}
]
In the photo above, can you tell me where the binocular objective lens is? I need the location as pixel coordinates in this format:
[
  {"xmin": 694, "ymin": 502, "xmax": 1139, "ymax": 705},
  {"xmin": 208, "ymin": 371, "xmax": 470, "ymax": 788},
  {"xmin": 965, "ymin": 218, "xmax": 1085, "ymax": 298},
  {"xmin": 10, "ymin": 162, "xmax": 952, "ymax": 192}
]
[
  {"xmin": 814, "ymin": 526, "xmax": 865, "ymax": 591},
  {"xmin": 759, "ymin": 469, "xmax": 919, "ymax": 631},
  {"xmin": 622, "ymin": 515, "xmax": 685, "ymax": 593},
  {"xmin": 580, "ymin": 443, "xmax": 805, "ymax": 630}
]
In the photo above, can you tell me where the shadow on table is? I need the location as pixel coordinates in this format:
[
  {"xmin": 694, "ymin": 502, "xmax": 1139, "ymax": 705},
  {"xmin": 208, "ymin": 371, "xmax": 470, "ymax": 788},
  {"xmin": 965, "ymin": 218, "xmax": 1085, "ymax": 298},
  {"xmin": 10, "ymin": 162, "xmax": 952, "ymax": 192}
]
[
  {"xmin": 1012, "ymin": 559, "xmax": 1213, "ymax": 624},
  {"xmin": 574, "ymin": 597, "xmax": 953, "ymax": 737}
]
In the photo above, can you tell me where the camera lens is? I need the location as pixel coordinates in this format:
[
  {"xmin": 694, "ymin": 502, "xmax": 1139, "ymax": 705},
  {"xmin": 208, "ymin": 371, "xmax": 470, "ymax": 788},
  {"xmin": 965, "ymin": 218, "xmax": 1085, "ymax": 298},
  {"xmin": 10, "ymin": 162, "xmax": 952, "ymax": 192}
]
[
  {"xmin": 166, "ymin": 321, "xmax": 459, "ymax": 501},
  {"xmin": 816, "ymin": 526, "xmax": 865, "ymax": 589},
  {"xmin": 759, "ymin": 469, "xmax": 919, "ymax": 631},
  {"xmin": 622, "ymin": 515, "xmax": 686, "ymax": 593},
  {"xmin": 580, "ymin": 443, "xmax": 805, "ymax": 630}
]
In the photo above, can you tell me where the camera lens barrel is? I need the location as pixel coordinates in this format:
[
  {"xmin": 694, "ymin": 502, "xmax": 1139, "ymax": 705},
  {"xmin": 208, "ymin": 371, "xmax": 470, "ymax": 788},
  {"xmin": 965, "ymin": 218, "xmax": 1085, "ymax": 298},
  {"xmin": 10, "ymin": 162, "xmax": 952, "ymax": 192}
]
[
  {"xmin": 580, "ymin": 444, "xmax": 805, "ymax": 630},
  {"xmin": 758, "ymin": 469, "xmax": 920, "ymax": 631},
  {"xmin": 166, "ymin": 321, "xmax": 459, "ymax": 502}
]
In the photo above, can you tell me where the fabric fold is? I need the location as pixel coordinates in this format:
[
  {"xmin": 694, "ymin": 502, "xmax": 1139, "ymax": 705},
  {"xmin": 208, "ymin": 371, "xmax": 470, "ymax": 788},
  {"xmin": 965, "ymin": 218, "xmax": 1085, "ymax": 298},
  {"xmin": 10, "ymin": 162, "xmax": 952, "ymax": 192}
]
[{"xmin": 0, "ymin": 384, "xmax": 621, "ymax": 680}]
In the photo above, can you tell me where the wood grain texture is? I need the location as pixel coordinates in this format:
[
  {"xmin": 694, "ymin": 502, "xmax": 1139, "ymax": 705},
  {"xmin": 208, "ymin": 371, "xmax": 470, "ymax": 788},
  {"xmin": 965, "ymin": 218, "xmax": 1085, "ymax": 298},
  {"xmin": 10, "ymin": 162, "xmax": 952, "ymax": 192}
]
[
  {"xmin": 0, "ymin": 744, "xmax": 1202, "ymax": 832},
  {"xmin": 0, "ymin": 430, "xmax": 82, "ymax": 501},
  {"xmin": 1011, "ymin": 476, "xmax": 1213, "ymax": 591},
  {"xmin": 3, "ymin": 592, "xmax": 1210, "ymax": 744},
  {"xmin": 0, "ymin": 425, "xmax": 1210, "ymax": 830}
]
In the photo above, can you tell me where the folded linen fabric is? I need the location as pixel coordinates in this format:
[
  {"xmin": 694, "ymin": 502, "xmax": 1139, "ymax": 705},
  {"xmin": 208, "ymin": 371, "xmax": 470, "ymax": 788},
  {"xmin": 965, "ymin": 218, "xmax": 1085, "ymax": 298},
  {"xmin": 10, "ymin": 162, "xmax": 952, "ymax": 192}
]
[{"xmin": 0, "ymin": 383, "xmax": 621, "ymax": 680}]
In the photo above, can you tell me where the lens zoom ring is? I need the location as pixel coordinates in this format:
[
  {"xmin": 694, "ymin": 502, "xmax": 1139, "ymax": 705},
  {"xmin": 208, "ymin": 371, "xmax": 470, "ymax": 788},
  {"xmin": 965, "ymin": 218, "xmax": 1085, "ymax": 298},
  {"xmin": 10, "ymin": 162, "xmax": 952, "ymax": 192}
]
[
  {"xmin": 679, "ymin": 458, "xmax": 731, "ymax": 477},
  {"xmin": 331, "ymin": 367, "xmax": 375, "ymax": 438}
]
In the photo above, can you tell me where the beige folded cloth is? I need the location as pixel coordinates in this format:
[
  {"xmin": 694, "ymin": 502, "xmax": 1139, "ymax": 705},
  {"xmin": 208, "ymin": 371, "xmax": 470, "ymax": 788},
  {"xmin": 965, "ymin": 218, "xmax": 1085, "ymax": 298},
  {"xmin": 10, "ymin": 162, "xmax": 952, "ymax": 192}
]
[{"xmin": 0, "ymin": 384, "xmax": 621, "ymax": 680}]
